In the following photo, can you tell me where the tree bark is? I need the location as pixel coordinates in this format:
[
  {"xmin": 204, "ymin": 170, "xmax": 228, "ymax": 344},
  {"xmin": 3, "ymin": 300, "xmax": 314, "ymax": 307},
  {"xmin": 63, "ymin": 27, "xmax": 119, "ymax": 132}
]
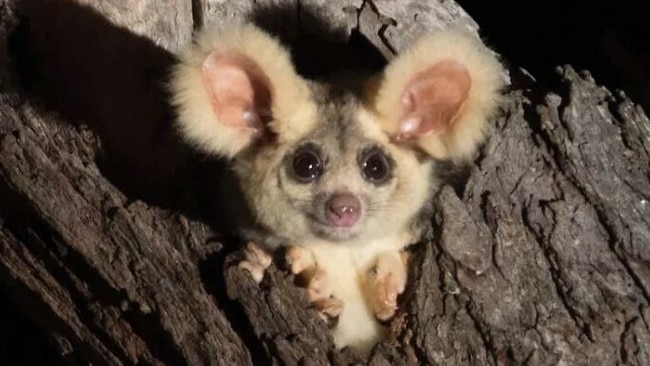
[{"xmin": 1, "ymin": 0, "xmax": 649, "ymax": 365}]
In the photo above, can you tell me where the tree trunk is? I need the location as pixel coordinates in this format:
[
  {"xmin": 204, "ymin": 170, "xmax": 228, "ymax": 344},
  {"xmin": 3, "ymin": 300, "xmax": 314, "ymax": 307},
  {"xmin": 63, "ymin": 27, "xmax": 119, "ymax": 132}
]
[{"xmin": 1, "ymin": 0, "xmax": 649, "ymax": 365}]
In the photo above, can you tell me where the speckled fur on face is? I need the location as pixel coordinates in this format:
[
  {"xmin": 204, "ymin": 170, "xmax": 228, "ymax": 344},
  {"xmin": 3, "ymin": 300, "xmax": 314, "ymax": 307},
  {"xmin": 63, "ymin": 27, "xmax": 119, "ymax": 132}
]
[{"xmin": 232, "ymin": 81, "xmax": 435, "ymax": 249}]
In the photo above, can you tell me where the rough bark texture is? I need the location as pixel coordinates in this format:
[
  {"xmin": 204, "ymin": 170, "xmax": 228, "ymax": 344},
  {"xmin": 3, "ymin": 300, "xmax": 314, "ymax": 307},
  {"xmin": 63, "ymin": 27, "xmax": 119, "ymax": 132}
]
[{"xmin": 1, "ymin": 0, "xmax": 650, "ymax": 365}]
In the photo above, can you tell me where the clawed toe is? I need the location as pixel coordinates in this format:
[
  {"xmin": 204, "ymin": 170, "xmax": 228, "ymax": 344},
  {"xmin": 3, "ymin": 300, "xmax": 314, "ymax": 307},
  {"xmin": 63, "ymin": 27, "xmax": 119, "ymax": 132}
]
[
  {"xmin": 306, "ymin": 269, "xmax": 330, "ymax": 301},
  {"xmin": 285, "ymin": 246, "xmax": 315, "ymax": 275},
  {"xmin": 371, "ymin": 272, "xmax": 398, "ymax": 321},
  {"xmin": 237, "ymin": 242, "xmax": 272, "ymax": 283},
  {"xmin": 313, "ymin": 296, "xmax": 344, "ymax": 324},
  {"xmin": 284, "ymin": 246, "xmax": 344, "ymax": 322},
  {"xmin": 367, "ymin": 251, "xmax": 408, "ymax": 321}
]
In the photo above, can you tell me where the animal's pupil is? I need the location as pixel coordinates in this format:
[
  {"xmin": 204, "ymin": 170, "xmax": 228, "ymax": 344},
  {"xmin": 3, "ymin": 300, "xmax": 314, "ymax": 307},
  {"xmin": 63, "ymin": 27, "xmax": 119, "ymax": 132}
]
[
  {"xmin": 362, "ymin": 152, "xmax": 389, "ymax": 182},
  {"xmin": 366, "ymin": 156, "xmax": 384, "ymax": 178},
  {"xmin": 294, "ymin": 152, "xmax": 320, "ymax": 179}
]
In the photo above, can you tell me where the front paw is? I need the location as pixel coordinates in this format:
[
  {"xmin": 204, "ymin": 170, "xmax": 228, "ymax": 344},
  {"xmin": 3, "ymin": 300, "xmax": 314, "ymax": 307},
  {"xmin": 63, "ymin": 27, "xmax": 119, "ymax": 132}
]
[
  {"xmin": 366, "ymin": 251, "xmax": 409, "ymax": 321},
  {"xmin": 285, "ymin": 246, "xmax": 344, "ymax": 322},
  {"xmin": 237, "ymin": 241, "xmax": 272, "ymax": 283}
]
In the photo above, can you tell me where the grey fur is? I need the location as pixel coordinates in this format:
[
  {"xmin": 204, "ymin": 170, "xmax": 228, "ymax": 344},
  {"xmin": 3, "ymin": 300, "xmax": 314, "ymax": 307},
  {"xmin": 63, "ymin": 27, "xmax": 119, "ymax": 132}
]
[{"xmin": 217, "ymin": 80, "xmax": 449, "ymax": 251}]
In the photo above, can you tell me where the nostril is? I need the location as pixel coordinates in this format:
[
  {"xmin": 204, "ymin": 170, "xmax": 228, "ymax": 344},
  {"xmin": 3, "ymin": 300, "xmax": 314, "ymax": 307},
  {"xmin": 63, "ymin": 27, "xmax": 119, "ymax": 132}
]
[
  {"xmin": 326, "ymin": 193, "xmax": 361, "ymax": 227},
  {"xmin": 332, "ymin": 204, "xmax": 358, "ymax": 216}
]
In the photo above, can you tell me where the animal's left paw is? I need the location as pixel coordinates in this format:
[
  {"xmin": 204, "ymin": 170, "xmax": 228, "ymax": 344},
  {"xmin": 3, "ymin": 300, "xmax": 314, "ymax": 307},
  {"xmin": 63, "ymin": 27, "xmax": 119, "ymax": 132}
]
[
  {"xmin": 285, "ymin": 246, "xmax": 344, "ymax": 322},
  {"xmin": 366, "ymin": 251, "xmax": 409, "ymax": 321},
  {"xmin": 237, "ymin": 241, "xmax": 273, "ymax": 283}
]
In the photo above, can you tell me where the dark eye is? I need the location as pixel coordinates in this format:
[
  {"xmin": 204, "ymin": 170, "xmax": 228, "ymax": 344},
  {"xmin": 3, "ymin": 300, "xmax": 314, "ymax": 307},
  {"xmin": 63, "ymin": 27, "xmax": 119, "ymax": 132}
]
[
  {"xmin": 360, "ymin": 147, "xmax": 392, "ymax": 184},
  {"xmin": 291, "ymin": 145, "xmax": 323, "ymax": 183}
]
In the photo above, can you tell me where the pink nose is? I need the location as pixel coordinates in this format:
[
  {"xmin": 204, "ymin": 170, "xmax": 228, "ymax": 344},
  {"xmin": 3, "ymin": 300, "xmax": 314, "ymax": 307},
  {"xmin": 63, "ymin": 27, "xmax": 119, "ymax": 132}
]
[{"xmin": 326, "ymin": 193, "xmax": 361, "ymax": 227}]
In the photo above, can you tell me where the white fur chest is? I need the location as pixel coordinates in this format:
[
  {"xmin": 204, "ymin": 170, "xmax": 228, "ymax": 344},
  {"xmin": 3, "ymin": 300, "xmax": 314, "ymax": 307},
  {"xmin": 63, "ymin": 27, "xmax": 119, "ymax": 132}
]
[{"xmin": 301, "ymin": 233, "xmax": 412, "ymax": 354}]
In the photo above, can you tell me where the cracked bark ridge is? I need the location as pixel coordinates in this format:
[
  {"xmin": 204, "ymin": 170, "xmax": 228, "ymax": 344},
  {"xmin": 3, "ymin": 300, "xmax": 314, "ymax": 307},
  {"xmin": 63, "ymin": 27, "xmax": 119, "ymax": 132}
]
[
  {"xmin": 367, "ymin": 0, "xmax": 479, "ymax": 53},
  {"xmin": 363, "ymin": 67, "xmax": 650, "ymax": 365},
  {"xmin": 201, "ymin": 0, "xmax": 478, "ymax": 57},
  {"xmin": 224, "ymin": 253, "xmax": 366, "ymax": 365},
  {"xmin": 0, "ymin": 89, "xmax": 250, "ymax": 364},
  {"xmin": 2, "ymin": 0, "xmax": 650, "ymax": 365},
  {"xmin": 417, "ymin": 67, "xmax": 649, "ymax": 365}
]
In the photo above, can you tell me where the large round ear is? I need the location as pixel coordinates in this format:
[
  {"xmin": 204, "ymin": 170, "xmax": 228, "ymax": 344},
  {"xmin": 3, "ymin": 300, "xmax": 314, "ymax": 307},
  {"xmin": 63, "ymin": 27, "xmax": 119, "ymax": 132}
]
[
  {"xmin": 169, "ymin": 24, "xmax": 313, "ymax": 158},
  {"xmin": 370, "ymin": 29, "xmax": 505, "ymax": 161}
]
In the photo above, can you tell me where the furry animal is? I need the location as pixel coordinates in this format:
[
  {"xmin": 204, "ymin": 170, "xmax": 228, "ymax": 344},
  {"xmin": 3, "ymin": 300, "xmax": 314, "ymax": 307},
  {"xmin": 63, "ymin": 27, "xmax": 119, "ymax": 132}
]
[{"xmin": 170, "ymin": 22, "xmax": 504, "ymax": 355}]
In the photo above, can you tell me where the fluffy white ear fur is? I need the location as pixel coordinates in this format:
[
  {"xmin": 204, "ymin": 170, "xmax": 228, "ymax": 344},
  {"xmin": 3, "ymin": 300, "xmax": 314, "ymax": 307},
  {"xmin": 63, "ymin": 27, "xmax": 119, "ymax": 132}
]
[
  {"xmin": 169, "ymin": 23, "xmax": 312, "ymax": 158},
  {"xmin": 371, "ymin": 29, "xmax": 505, "ymax": 161}
]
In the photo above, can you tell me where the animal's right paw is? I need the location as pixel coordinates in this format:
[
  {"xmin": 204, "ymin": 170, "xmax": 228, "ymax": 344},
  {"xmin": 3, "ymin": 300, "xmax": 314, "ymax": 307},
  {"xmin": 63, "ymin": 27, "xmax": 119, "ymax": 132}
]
[
  {"xmin": 285, "ymin": 246, "xmax": 344, "ymax": 322},
  {"xmin": 366, "ymin": 251, "xmax": 409, "ymax": 321},
  {"xmin": 237, "ymin": 241, "xmax": 272, "ymax": 283}
]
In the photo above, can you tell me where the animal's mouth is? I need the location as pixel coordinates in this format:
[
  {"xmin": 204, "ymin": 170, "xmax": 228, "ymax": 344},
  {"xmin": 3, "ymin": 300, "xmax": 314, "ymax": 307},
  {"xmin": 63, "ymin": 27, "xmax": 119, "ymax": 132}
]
[{"xmin": 308, "ymin": 218, "xmax": 361, "ymax": 241}]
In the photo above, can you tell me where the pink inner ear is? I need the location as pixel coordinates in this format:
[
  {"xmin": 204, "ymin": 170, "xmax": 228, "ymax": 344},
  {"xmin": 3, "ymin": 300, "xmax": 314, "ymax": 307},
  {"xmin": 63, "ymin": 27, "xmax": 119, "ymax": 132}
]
[
  {"xmin": 396, "ymin": 60, "xmax": 471, "ymax": 141},
  {"xmin": 202, "ymin": 50, "xmax": 271, "ymax": 134}
]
